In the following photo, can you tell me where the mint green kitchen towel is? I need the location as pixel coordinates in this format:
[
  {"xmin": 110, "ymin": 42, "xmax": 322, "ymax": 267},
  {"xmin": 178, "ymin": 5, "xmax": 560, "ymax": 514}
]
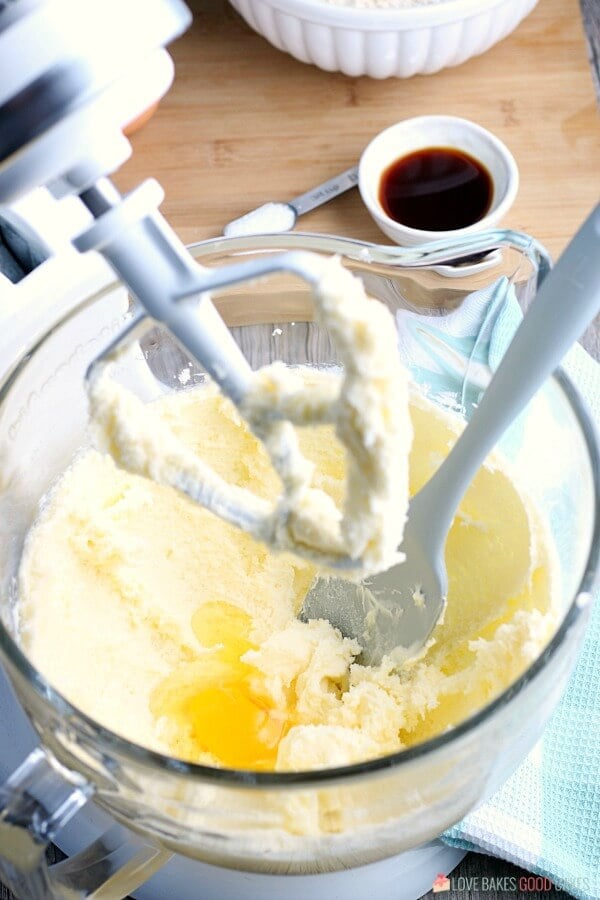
[{"xmin": 396, "ymin": 282, "xmax": 599, "ymax": 900}]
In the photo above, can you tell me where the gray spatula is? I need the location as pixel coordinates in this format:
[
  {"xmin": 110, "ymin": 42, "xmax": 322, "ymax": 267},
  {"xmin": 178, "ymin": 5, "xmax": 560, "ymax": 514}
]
[{"xmin": 302, "ymin": 202, "xmax": 600, "ymax": 666}]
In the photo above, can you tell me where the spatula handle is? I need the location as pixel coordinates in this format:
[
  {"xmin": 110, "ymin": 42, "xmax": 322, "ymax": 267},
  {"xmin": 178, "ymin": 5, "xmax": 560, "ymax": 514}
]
[{"xmin": 420, "ymin": 202, "xmax": 600, "ymax": 535}]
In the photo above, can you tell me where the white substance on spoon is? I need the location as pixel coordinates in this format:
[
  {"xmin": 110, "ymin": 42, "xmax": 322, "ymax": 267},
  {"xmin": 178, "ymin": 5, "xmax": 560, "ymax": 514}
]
[{"xmin": 223, "ymin": 203, "xmax": 296, "ymax": 238}]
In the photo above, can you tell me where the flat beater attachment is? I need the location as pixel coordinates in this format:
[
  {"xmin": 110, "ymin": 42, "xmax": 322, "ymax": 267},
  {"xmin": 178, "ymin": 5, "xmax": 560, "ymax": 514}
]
[{"xmin": 81, "ymin": 179, "xmax": 409, "ymax": 578}]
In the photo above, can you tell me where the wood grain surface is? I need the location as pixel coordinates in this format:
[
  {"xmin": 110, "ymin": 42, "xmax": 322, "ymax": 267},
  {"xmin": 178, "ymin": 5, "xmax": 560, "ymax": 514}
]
[
  {"xmin": 116, "ymin": 0, "xmax": 600, "ymax": 263},
  {"xmin": 2, "ymin": 0, "xmax": 599, "ymax": 897},
  {"xmin": 113, "ymin": 0, "xmax": 600, "ymax": 357}
]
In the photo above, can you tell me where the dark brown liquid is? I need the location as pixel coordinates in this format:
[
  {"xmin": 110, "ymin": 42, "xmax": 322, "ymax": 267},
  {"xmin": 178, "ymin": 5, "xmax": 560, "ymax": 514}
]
[{"xmin": 379, "ymin": 147, "xmax": 493, "ymax": 232}]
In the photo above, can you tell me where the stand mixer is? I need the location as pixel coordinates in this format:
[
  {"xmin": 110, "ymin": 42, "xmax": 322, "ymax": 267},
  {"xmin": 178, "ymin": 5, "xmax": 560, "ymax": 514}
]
[
  {"xmin": 0, "ymin": 3, "xmax": 597, "ymax": 899},
  {"xmin": 0, "ymin": 1, "xmax": 467, "ymax": 895}
]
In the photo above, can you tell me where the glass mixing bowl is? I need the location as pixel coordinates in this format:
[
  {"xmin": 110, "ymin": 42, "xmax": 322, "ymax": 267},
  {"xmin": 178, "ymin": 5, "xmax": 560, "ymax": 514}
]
[{"xmin": 0, "ymin": 232, "xmax": 598, "ymax": 898}]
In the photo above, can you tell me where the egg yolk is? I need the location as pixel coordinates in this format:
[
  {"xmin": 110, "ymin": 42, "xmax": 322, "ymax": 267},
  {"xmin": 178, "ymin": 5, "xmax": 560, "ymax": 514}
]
[{"xmin": 150, "ymin": 602, "xmax": 288, "ymax": 770}]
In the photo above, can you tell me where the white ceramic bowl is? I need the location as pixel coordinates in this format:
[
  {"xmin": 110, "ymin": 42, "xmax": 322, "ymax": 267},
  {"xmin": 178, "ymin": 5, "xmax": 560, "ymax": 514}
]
[
  {"xmin": 227, "ymin": 0, "xmax": 539, "ymax": 79},
  {"xmin": 358, "ymin": 115, "xmax": 519, "ymax": 246}
]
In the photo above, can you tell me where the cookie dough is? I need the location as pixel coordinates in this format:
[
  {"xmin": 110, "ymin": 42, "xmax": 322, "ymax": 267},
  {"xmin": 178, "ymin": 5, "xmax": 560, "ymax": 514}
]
[{"xmin": 19, "ymin": 379, "xmax": 558, "ymax": 772}]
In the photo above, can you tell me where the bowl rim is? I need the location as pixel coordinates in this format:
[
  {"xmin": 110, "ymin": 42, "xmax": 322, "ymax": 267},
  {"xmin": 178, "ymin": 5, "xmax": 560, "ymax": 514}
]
[
  {"xmin": 0, "ymin": 231, "xmax": 598, "ymax": 791},
  {"xmin": 236, "ymin": 0, "xmax": 530, "ymax": 29}
]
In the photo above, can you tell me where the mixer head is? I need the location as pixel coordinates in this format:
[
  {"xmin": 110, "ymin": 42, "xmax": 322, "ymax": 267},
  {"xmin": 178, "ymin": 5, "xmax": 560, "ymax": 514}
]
[{"xmin": 0, "ymin": 0, "xmax": 190, "ymax": 203}]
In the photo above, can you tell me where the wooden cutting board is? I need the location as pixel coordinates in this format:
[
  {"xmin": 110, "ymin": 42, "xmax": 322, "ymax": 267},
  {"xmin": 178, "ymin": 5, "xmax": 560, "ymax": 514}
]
[{"xmin": 116, "ymin": 0, "xmax": 600, "ymax": 265}]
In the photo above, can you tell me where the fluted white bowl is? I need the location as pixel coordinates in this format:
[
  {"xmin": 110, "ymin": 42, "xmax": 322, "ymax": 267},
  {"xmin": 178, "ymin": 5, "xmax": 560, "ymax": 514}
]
[{"xmin": 227, "ymin": 0, "xmax": 539, "ymax": 79}]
